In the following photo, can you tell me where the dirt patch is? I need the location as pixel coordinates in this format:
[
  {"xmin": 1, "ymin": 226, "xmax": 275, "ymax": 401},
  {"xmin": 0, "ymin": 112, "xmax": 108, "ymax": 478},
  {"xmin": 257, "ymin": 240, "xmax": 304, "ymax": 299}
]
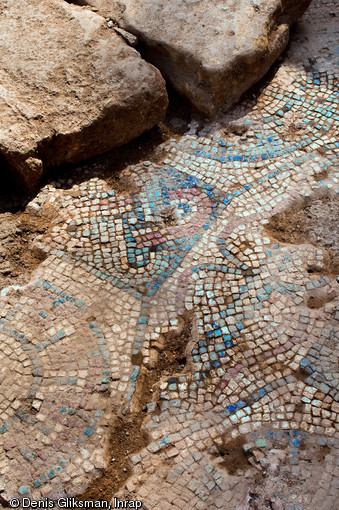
[
  {"xmin": 294, "ymin": 402, "xmax": 305, "ymax": 413},
  {"xmin": 238, "ymin": 339, "xmax": 249, "ymax": 352},
  {"xmin": 131, "ymin": 310, "xmax": 195, "ymax": 413},
  {"xmin": 313, "ymin": 167, "xmax": 331, "ymax": 183},
  {"xmin": 79, "ymin": 311, "xmax": 195, "ymax": 500},
  {"xmin": 0, "ymin": 206, "xmax": 55, "ymax": 290},
  {"xmin": 293, "ymin": 366, "xmax": 309, "ymax": 383},
  {"xmin": 106, "ymin": 173, "xmax": 142, "ymax": 195},
  {"xmin": 223, "ymin": 122, "xmax": 250, "ymax": 137},
  {"xmin": 317, "ymin": 444, "xmax": 330, "ymax": 462},
  {"xmin": 213, "ymin": 435, "xmax": 251, "ymax": 475},
  {"xmin": 286, "ymin": 121, "xmax": 305, "ymax": 140},
  {"xmin": 79, "ymin": 412, "xmax": 149, "ymax": 502},
  {"xmin": 266, "ymin": 195, "xmax": 339, "ymax": 276},
  {"xmin": 306, "ymin": 289, "xmax": 337, "ymax": 309}
]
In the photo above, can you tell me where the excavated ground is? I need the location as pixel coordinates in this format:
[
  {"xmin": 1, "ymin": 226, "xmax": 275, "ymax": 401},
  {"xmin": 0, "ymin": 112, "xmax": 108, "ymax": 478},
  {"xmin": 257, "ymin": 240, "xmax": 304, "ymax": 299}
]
[
  {"xmin": 0, "ymin": 1, "xmax": 338, "ymax": 508},
  {"xmin": 266, "ymin": 195, "xmax": 339, "ymax": 276},
  {"xmin": 80, "ymin": 311, "xmax": 195, "ymax": 502}
]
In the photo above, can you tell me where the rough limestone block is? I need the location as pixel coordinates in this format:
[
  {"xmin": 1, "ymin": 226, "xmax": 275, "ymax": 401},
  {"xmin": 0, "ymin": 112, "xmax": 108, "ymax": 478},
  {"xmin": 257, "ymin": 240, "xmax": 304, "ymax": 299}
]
[
  {"xmin": 0, "ymin": 0, "xmax": 168, "ymax": 189},
  {"xmin": 120, "ymin": 0, "xmax": 311, "ymax": 116}
]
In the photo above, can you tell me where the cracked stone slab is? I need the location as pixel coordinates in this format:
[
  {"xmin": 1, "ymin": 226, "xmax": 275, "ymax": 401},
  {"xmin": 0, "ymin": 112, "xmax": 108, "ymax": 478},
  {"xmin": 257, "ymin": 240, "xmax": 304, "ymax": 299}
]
[
  {"xmin": 0, "ymin": 0, "xmax": 168, "ymax": 190},
  {"xmin": 118, "ymin": 0, "xmax": 311, "ymax": 117}
]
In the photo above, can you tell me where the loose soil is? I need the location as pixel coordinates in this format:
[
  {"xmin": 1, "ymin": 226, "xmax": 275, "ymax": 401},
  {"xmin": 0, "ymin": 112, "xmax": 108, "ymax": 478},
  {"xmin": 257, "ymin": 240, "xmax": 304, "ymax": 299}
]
[
  {"xmin": 314, "ymin": 167, "xmax": 329, "ymax": 181},
  {"xmin": 317, "ymin": 444, "xmax": 331, "ymax": 462},
  {"xmin": 306, "ymin": 289, "xmax": 337, "ymax": 309},
  {"xmin": 266, "ymin": 195, "xmax": 339, "ymax": 275},
  {"xmin": 294, "ymin": 366, "xmax": 310, "ymax": 383},
  {"xmin": 79, "ymin": 311, "xmax": 195, "ymax": 501},
  {"xmin": 213, "ymin": 435, "xmax": 251, "ymax": 475},
  {"xmin": 131, "ymin": 310, "xmax": 195, "ymax": 413},
  {"xmin": 0, "ymin": 206, "xmax": 55, "ymax": 291},
  {"xmin": 79, "ymin": 412, "xmax": 149, "ymax": 502}
]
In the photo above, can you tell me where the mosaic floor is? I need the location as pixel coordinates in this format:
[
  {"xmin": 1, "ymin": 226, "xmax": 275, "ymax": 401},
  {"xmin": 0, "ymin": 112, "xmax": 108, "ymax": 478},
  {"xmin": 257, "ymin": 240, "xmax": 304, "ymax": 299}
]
[{"xmin": 0, "ymin": 0, "xmax": 338, "ymax": 508}]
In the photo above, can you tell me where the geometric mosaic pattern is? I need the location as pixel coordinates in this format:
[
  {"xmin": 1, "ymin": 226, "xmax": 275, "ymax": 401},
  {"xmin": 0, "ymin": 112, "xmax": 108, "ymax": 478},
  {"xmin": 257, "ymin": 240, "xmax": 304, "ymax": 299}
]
[
  {"xmin": 0, "ymin": 0, "xmax": 338, "ymax": 507},
  {"xmin": 301, "ymin": 324, "xmax": 339, "ymax": 401},
  {"xmin": 0, "ymin": 281, "xmax": 110, "ymax": 496},
  {"xmin": 43, "ymin": 168, "xmax": 228, "ymax": 299}
]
